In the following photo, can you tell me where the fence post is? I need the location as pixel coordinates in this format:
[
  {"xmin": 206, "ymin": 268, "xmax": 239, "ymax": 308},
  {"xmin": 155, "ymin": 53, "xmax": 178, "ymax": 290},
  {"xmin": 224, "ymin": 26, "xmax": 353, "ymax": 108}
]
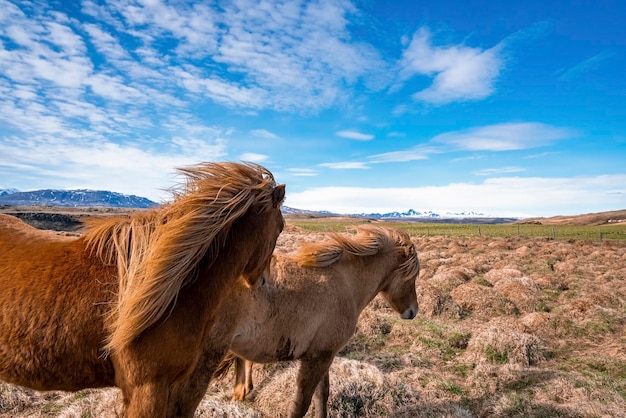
[{"xmin": 551, "ymin": 227, "xmax": 556, "ymax": 240}]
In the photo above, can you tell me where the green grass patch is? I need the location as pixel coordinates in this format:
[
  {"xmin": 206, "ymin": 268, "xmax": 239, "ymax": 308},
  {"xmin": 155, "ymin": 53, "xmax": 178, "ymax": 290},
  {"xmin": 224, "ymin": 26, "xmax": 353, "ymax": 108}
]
[
  {"xmin": 287, "ymin": 219, "xmax": 626, "ymax": 241},
  {"xmin": 441, "ymin": 381, "xmax": 465, "ymax": 396},
  {"xmin": 474, "ymin": 276, "xmax": 493, "ymax": 287},
  {"xmin": 485, "ymin": 345, "xmax": 509, "ymax": 364}
]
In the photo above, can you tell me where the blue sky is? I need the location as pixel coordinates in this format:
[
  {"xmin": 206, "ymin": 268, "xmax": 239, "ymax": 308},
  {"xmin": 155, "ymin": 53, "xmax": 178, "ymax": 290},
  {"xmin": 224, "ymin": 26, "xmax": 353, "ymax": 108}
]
[{"xmin": 1, "ymin": 0, "xmax": 625, "ymax": 217}]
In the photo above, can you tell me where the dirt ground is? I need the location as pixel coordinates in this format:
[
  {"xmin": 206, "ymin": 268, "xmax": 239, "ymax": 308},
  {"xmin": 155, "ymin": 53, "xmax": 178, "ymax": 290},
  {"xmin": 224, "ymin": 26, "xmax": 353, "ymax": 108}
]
[{"xmin": 1, "ymin": 220, "xmax": 625, "ymax": 417}]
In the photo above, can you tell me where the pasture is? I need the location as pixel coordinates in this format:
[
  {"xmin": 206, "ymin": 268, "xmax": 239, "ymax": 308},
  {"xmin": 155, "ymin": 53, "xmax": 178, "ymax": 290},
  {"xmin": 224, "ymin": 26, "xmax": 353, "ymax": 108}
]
[
  {"xmin": 1, "ymin": 217, "xmax": 625, "ymax": 417},
  {"xmin": 288, "ymin": 218, "xmax": 626, "ymax": 241}
]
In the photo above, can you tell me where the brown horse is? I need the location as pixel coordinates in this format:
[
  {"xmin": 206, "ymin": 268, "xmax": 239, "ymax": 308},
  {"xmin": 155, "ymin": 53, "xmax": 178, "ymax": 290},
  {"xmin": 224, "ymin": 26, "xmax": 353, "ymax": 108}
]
[
  {"xmin": 214, "ymin": 225, "xmax": 420, "ymax": 418},
  {"xmin": 0, "ymin": 162, "xmax": 285, "ymax": 418}
]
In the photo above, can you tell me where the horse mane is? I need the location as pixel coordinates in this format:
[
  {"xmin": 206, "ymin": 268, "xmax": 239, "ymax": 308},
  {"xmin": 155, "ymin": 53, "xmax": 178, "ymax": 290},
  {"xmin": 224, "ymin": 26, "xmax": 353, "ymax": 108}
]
[
  {"xmin": 84, "ymin": 162, "xmax": 279, "ymax": 353},
  {"xmin": 295, "ymin": 225, "xmax": 418, "ymax": 281}
]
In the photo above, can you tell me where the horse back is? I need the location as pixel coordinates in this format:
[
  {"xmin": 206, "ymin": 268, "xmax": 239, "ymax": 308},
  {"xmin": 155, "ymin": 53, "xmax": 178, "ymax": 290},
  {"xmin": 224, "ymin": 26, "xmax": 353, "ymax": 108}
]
[{"xmin": 0, "ymin": 215, "xmax": 116, "ymax": 390}]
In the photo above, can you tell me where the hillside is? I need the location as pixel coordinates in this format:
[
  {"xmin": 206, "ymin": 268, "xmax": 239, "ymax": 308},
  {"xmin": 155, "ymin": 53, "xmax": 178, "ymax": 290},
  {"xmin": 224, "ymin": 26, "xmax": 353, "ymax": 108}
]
[
  {"xmin": 0, "ymin": 189, "xmax": 156, "ymax": 208},
  {"xmin": 518, "ymin": 209, "xmax": 626, "ymax": 226}
]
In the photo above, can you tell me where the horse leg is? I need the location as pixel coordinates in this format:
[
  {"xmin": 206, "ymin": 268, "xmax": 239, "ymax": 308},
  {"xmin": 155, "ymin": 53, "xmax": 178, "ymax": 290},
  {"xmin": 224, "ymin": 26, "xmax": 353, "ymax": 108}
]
[
  {"xmin": 124, "ymin": 381, "xmax": 169, "ymax": 418},
  {"xmin": 233, "ymin": 357, "xmax": 254, "ymax": 401},
  {"xmin": 290, "ymin": 354, "xmax": 334, "ymax": 418},
  {"xmin": 167, "ymin": 341, "xmax": 233, "ymax": 417},
  {"xmin": 244, "ymin": 359, "xmax": 254, "ymax": 396},
  {"xmin": 168, "ymin": 371, "xmax": 211, "ymax": 418},
  {"xmin": 313, "ymin": 370, "xmax": 330, "ymax": 418}
]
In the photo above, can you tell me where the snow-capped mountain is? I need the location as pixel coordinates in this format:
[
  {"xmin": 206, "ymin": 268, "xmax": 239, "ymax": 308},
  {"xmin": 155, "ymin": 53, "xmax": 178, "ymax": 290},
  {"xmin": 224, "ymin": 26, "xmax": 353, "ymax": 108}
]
[
  {"xmin": 281, "ymin": 206, "xmax": 336, "ymax": 216},
  {"xmin": 0, "ymin": 189, "xmax": 156, "ymax": 208},
  {"xmin": 0, "ymin": 188, "xmax": 498, "ymax": 220},
  {"xmin": 0, "ymin": 188, "xmax": 20, "ymax": 197},
  {"xmin": 350, "ymin": 208, "xmax": 486, "ymax": 219}
]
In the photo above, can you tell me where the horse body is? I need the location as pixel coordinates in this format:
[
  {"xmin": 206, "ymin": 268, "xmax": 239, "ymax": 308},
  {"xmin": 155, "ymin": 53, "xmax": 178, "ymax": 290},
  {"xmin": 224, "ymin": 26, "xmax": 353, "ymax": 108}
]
[
  {"xmin": 231, "ymin": 254, "xmax": 388, "ymax": 363},
  {"xmin": 215, "ymin": 225, "xmax": 420, "ymax": 418},
  {"xmin": 0, "ymin": 228, "xmax": 116, "ymax": 390},
  {"xmin": 0, "ymin": 162, "xmax": 285, "ymax": 418}
]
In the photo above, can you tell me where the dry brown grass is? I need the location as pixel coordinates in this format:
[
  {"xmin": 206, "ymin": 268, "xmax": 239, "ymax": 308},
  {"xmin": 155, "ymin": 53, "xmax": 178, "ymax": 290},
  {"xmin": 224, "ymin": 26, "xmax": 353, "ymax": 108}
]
[{"xmin": 2, "ymin": 226, "xmax": 625, "ymax": 417}]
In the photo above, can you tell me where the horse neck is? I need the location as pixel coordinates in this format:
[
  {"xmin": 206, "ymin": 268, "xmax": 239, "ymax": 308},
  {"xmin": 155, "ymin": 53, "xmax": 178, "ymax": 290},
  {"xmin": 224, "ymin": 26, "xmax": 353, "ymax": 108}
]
[
  {"xmin": 181, "ymin": 214, "xmax": 270, "ymax": 320},
  {"xmin": 341, "ymin": 249, "xmax": 399, "ymax": 310}
]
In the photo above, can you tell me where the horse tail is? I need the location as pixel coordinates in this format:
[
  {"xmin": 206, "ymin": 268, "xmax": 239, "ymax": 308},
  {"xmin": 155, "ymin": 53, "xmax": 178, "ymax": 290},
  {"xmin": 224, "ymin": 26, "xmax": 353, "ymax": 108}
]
[{"xmin": 213, "ymin": 352, "xmax": 238, "ymax": 380}]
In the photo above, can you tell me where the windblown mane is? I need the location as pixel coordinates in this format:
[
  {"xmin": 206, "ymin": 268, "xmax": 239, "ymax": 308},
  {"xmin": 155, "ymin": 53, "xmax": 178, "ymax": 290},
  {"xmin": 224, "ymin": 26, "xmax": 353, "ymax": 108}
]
[
  {"xmin": 84, "ymin": 162, "xmax": 278, "ymax": 353},
  {"xmin": 295, "ymin": 225, "xmax": 419, "ymax": 281}
]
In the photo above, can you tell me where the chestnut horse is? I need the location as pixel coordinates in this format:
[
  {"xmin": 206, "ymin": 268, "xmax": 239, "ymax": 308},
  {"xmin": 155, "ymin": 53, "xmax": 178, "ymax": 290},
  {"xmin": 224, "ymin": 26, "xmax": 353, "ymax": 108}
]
[
  {"xmin": 0, "ymin": 162, "xmax": 285, "ymax": 418},
  {"xmin": 214, "ymin": 225, "xmax": 420, "ymax": 418}
]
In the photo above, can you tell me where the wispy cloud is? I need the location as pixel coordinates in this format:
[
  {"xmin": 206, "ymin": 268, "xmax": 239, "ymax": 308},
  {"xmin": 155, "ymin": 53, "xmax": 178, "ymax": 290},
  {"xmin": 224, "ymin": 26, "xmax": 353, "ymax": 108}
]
[
  {"xmin": 239, "ymin": 152, "xmax": 268, "ymax": 162},
  {"xmin": 398, "ymin": 27, "xmax": 504, "ymax": 104},
  {"xmin": 0, "ymin": 0, "xmax": 388, "ymax": 151},
  {"xmin": 0, "ymin": 136, "xmax": 204, "ymax": 201},
  {"xmin": 286, "ymin": 168, "xmax": 318, "ymax": 177},
  {"xmin": 250, "ymin": 129, "xmax": 279, "ymax": 139},
  {"xmin": 0, "ymin": 114, "xmax": 231, "ymax": 201},
  {"xmin": 320, "ymin": 162, "xmax": 369, "ymax": 169},
  {"xmin": 336, "ymin": 130, "xmax": 374, "ymax": 140},
  {"xmin": 557, "ymin": 50, "xmax": 616, "ymax": 81},
  {"xmin": 432, "ymin": 122, "xmax": 575, "ymax": 151},
  {"xmin": 473, "ymin": 166, "xmax": 526, "ymax": 176},
  {"xmin": 369, "ymin": 122, "xmax": 573, "ymax": 163},
  {"xmin": 369, "ymin": 146, "xmax": 434, "ymax": 163}
]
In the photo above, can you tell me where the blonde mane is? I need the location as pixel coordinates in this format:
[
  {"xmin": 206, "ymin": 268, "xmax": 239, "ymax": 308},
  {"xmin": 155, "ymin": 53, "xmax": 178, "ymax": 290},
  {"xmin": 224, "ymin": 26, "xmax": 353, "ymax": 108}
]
[
  {"xmin": 84, "ymin": 162, "xmax": 278, "ymax": 353},
  {"xmin": 295, "ymin": 224, "xmax": 419, "ymax": 281}
]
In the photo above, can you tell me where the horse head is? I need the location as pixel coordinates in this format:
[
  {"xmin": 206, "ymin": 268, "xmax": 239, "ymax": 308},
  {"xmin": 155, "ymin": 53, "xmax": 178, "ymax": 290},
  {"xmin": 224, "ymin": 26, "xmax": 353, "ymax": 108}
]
[
  {"xmin": 379, "ymin": 229, "xmax": 419, "ymax": 320},
  {"xmin": 240, "ymin": 184, "xmax": 285, "ymax": 289}
]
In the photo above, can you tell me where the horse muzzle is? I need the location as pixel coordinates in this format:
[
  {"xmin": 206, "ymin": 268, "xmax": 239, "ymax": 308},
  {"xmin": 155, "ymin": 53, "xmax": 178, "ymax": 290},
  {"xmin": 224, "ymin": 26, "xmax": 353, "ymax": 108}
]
[{"xmin": 400, "ymin": 306, "xmax": 417, "ymax": 320}]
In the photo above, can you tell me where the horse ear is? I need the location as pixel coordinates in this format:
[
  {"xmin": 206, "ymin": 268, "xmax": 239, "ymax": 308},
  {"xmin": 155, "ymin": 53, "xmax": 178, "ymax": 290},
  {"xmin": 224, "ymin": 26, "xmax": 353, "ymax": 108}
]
[
  {"xmin": 405, "ymin": 244, "xmax": 416, "ymax": 258},
  {"xmin": 272, "ymin": 184, "xmax": 286, "ymax": 208}
]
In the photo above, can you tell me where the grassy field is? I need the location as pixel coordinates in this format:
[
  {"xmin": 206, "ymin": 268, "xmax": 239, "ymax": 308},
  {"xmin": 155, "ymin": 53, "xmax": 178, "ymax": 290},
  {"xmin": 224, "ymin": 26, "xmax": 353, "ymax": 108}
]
[
  {"xmin": 287, "ymin": 218, "xmax": 626, "ymax": 241},
  {"xmin": 1, "ymin": 216, "xmax": 625, "ymax": 417}
]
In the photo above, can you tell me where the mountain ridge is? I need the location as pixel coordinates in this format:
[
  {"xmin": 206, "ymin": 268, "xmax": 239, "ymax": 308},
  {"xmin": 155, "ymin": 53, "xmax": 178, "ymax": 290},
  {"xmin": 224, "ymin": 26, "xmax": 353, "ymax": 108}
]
[
  {"xmin": 0, "ymin": 188, "xmax": 489, "ymax": 218},
  {"xmin": 0, "ymin": 188, "xmax": 155, "ymax": 208},
  {"xmin": 3, "ymin": 188, "xmax": 623, "ymax": 225}
]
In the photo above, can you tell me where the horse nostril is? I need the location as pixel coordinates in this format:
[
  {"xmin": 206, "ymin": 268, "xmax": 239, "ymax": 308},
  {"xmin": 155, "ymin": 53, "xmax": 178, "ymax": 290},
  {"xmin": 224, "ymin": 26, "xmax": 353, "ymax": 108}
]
[{"xmin": 402, "ymin": 308, "xmax": 416, "ymax": 320}]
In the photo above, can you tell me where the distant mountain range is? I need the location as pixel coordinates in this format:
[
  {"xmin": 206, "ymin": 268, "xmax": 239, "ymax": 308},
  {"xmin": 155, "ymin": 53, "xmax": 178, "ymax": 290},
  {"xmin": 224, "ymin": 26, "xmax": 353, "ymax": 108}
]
[
  {"xmin": 282, "ymin": 205, "xmax": 489, "ymax": 219},
  {"xmin": 0, "ymin": 188, "xmax": 156, "ymax": 208},
  {"xmin": 0, "ymin": 188, "xmax": 512, "ymax": 221}
]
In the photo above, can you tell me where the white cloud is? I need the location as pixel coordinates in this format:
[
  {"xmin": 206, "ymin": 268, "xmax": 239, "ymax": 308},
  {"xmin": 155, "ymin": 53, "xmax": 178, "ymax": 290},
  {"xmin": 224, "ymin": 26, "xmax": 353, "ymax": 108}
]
[
  {"xmin": 557, "ymin": 50, "xmax": 616, "ymax": 81},
  {"xmin": 320, "ymin": 162, "xmax": 369, "ymax": 169},
  {"xmin": 286, "ymin": 168, "xmax": 318, "ymax": 177},
  {"xmin": 336, "ymin": 130, "xmax": 374, "ymax": 140},
  {"xmin": 0, "ymin": 114, "xmax": 231, "ymax": 202},
  {"xmin": 250, "ymin": 129, "xmax": 279, "ymax": 139},
  {"xmin": 399, "ymin": 27, "xmax": 503, "ymax": 104},
  {"xmin": 368, "ymin": 122, "xmax": 574, "ymax": 163},
  {"xmin": 369, "ymin": 146, "xmax": 434, "ymax": 163},
  {"xmin": 176, "ymin": 70, "xmax": 269, "ymax": 109},
  {"xmin": 286, "ymin": 175, "xmax": 626, "ymax": 218},
  {"xmin": 473, "ymin": 166, "xmax": 526, "ymax": 176},
  {"xmin": 433, "ymin": 122, "xmax": 575, "ymax": 151},
  {"xmin": 239, "ymin": 152, "xmax": 268, "ymax": 162},
  {"xmin": 210, "ymin": 0, "xmax": 386, "ymax": 112}
]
